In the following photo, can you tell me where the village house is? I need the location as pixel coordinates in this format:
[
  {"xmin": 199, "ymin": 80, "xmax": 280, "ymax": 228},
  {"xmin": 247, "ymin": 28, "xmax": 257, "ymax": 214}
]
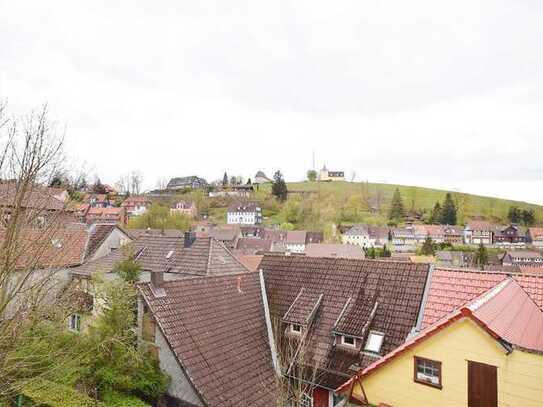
[
  {"xmin": 170, "ymin": 200, "xmax": 197, "ymax": 218},
  {"xmin": 391, "ymin": 227, "xmax": 417, "ymax": 252},
  {"xmin": 337, "ymin": 269, "xmax": 543, "ymax": 407},
  {"xmin": 166, "ymin": 175, "xmax": 207, "ymax": 190},
  {"xmin": 227, "ymin": 201, "xmax": 262, "ymax": 225},
  {"xmin": 527, "ymin": 227, "xmax": 543, "ymax": 248},
  {"xmin": 501, "ymin": 250, "xmax": 543, "ymax": 267},
  {"xmin": 342, "ymin": 225, "xmax": 389, "ymax": 248},
  {"xmin": 285, "ymin": 230, "xmax": 307, "ymax": 253},
  {"xmin": 261, "ymin": 256, "xmax": 431, "ymax": 406},
  {"xmin": 83, "ymin": 193, "xmax": 111, "ymax": 208},
  {"xmin": 414, "ymin": 224, "xmax": 445, "ymax": 244},
  {"xmin": 464, "ymin": 220, "xmax": 493, "ymax": 245},
  {"xmin": 254, "ymin": 170, "xmax": 272, "ymax": 184},
  {"xmin": 493, "ymin": 224, "xmax": 526, "ymax": 248},
  {"xmin": 121, "ymin": 196, "xmax": 152, "ymax": 217},
  {"xmin": 443, "ymin": 225, "xmax": 464, "ymax": 245},
  {"xmin": 435, "ymin": 250, "xmax": 471, "ymax": 268},
  {"xmin": 318, "ymin": 165, "xmax": 345, "ymax": 182}
]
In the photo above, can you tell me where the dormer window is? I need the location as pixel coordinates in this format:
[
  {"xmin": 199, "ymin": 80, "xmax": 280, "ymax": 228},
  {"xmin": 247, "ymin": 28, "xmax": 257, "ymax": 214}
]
[
  {"xmin": 341, "ymin": 335, "xmax": 356, "ymax": 347},
  {"xmin": 365, "ymin": 331, "xmax": 385, "ymax": 354},
  {"xmin": 290, "ymin": 323, "xmax": 302, "ymax": 334}
]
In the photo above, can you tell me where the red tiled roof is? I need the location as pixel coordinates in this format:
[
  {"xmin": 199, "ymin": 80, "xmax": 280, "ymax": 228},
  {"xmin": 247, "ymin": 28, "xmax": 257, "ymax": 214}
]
[
  {"xmin": 514, "ymin": 274, "xmax": 543, "ymax": 310},
  {"xmin": 421, "ymin": 268, "xmax": 506, "ymax": 329},
  {"xmin": 261, "ymin": 256, "xmax": 430, "ymax": 389},
  {"xmin": 138, "ymin": 273, "xmax": 276, "ymax": 406},
  {"xmin": 466, "ymin": 221, "xmax": 494, "ymax": 231},
  {"xmin": 528, "ymin": 227, "xmax": 543, "ymax": 239},
  {"xmin": 471, "ymin": 279, "xmax": 543, "ymax": 352},
  {"xmin": 286, "ymin": 230, "xmax": 306, "ymax": 244}
]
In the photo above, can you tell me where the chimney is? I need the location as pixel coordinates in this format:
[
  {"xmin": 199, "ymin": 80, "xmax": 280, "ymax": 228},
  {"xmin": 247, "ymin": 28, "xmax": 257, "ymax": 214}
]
[
  {"xmin": 184, "ymin": 231, "xmax": 196, "ymax": 248},
  {"xmin": 151, "ymin": 271, "xmax": 164, "ymax": 290}
]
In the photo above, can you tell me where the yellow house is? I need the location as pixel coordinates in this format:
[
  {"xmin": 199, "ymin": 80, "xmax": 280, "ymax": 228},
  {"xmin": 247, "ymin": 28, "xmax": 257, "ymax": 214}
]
[{"xmin": 337, "ymin": 278, "xmax": 543, "ymax": 407}]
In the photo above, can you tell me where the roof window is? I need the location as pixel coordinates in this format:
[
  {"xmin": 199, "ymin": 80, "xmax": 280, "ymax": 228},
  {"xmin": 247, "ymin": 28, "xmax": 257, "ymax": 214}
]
[{"xmin": 364, "ymin": 331, "xmax": 385, "ymax": 354}]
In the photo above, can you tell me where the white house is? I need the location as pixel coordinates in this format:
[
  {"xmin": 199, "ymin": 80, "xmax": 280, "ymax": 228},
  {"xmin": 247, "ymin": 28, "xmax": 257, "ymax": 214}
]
[
  {"xmin": 227, "ymin": 202, "xmax": 262, "ymax": 225},
  {"xmin": 285, "ymin": 230, "xmax": 307, "ymax": 253}
]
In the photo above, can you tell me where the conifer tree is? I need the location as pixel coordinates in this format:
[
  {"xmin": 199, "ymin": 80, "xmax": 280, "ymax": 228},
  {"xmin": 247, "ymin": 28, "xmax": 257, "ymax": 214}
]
[
  {"xmin": 420, "ymin": 236, "xmax": 435, "ymax": 255},
  {"xmin": 440, "ymin": 193, "xmax": 457, "ymax": 225},
  {"xmin": 388, "ymin": 188, "xmax": 405, "ymax": 221},
  {"xmin": 222, "ymin": 172, "xmax": 228, "ymax": 187},
  {"xmin": 474, "ymin": 243, "xmax": 488, "ymax": 270},
  {"xmin": 429, "ymin": 202, "xmax": 442, "ymax": 224},
  {"xmin": 271, "ymin": 170, "xmax": 288, "ymax": 202}
]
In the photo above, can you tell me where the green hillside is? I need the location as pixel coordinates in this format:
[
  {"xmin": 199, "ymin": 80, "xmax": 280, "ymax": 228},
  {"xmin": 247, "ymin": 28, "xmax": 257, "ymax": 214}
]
[{"xmin": 255, "ymin": 181, "xmax": 543, "ymax": 231}]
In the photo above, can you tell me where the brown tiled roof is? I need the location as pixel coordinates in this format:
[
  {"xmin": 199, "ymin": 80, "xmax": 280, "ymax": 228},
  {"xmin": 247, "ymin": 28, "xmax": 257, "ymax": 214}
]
[
  {"xmin": 0, "ymin": 222, "xmax": 89, "ymax": 269},
  {"xmin": 304, "ymin": 244, "xmax": 364, "ymax": 259},
  {"xmin": 128, "ymin": 229, "xmax": 184, "ymax": 239},
  {"xmin": 235, "ymin": 238, "xmax": 273, "ymax": 253},
  {"xmin": 71, "ymin": 235, "xmax": 248, "ymax": 277},
  {"xmin": 261, "ymin": 256, "xmax": 430, "ymax": 389},
  {"xmin": 121, "ymin": 196, "xmax": 152, "ymax": 206},
  {"xmin": 286, "ymin": 230, "xmax": 307, "ymax": 244},
  {"xmin": 466, "ymin": 220, "xmax": 494, "ymax": 231},
  {"xmin": 139, "ymin": 273, "xmax": 276, "ymax": 406},
  {"xmin": 0, "ymin": 182, "xmax": 66, "ymax": 211}
]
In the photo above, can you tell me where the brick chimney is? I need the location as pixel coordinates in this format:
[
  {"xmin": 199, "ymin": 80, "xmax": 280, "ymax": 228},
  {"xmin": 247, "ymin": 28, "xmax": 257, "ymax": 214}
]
[
  {"xmin": 150, "ymin": 271, "xmax": 164, "ymax": 289},
  {"xmin": 184, "ymin": 231, "xmax": 196, "ymax": 248}
]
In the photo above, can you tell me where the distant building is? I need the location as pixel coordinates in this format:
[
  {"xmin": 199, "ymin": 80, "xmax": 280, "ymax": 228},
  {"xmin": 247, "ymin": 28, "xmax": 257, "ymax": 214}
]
[
  {"xmin": 121, "ymin": 196, "xmax": 152, "ymax": 217},
  {"xmin": 493, "ymin": 224, "xmax": 526, "ymax": 248},
  {"xmin": 501, "ymin": 250, "xmax": 543, "ymax": 267},
  {"xmin": 527, "ymin": 227, "xmax": 543, "ymax": 248},
  {"xmin": 166, "ymin": 176, "xmax": 207, "ymax": 190},
  {"xmin": 170, "ymin": 200, "xmax": 197, "ymax": 218},
  {"xmin": 254, "ymin": 171, "xmax": 272, "ymax": 184},
  {"xmin": 342, "ymin": 224, "xmax": 389, "ymax": 248},
  {"xmin": 227, "ymin": 202, "xmax": 262, "ymax": 225},
  {"xmin": 86, "ymin": 207, "xmax": 127, "ymax": 225},
  {"xmin": 464, "ymin": 221, "xmax": 494, "ymax": 245},
  {"xmin": 318, "ymin": 165, "xmax": 345, "ymax": 182}
]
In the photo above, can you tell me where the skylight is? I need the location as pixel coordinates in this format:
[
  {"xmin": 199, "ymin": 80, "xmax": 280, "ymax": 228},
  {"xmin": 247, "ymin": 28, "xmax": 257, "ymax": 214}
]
[
  {"xmin": 166, "ymin": 250, "xmax": 174, "ymax": 259},
  {"xmin": 364, "ymin": 331, "xmax": 385, "ymax": 353}
]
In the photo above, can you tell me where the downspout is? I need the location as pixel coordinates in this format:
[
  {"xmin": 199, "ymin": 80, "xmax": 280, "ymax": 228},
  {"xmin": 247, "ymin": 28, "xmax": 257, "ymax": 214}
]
[{"xmin": 259, "ymin": 269, "xmax": 281, "ymax": 376}]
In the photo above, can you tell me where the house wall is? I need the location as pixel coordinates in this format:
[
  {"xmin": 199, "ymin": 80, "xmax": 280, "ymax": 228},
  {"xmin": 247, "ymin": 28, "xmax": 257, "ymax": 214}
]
[
  {"xmin": 155, "ymin": 328, "xmax": 204, "ymax": 406},
  {"xmin": 351, "ymin": 318, "xmax": 543, "ymax": 407},
  {"xmin": 89, "ymin": 228, "xmax": 131, "ymax": 260}
]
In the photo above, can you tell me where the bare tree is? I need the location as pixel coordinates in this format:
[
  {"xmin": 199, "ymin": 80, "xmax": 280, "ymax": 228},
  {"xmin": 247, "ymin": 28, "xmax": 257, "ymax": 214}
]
[
  {"xmin": 0, "ymin": 103, "xmax": 85, "ymax": 398},
  {"xmin": 155, "ymin": 177, "xmax": 168, "ymax": 191},
  {"xmin": 116, "ymin": 171, "xmax": 143, "ymax": 195}
]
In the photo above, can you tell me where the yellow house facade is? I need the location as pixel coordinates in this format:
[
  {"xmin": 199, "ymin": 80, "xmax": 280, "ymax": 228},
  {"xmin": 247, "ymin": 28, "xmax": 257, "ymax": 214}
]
[{"xmin": 346, "ymin": 317, "xmax": 543, "ymax": 406}]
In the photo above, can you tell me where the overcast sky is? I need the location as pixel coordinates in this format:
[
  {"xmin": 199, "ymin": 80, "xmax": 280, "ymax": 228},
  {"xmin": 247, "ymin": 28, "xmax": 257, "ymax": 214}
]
[{"xmin": 1, "ymin": 1, "xmax": 543, "ymax": 203}]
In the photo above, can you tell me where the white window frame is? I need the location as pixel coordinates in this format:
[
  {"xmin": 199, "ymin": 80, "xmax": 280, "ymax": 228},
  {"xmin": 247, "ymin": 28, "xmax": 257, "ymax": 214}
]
[
  {"xmin": 364, "ymin": 331, "xmax": 385, "ymax": 354},
  {"xmin": 69, "ymin": 313, "xmax": 81, "ymax": 332},
  {"xmin": 341, "ymin": 335, "xmax": 356, "ymax": 347},
  {"xmin": 329, "ymin": 391, "xmax": 347, "ymax": 407},
  {"xmin": 290, "ymin": 323, "xmax": 302, "ymax": 334}
]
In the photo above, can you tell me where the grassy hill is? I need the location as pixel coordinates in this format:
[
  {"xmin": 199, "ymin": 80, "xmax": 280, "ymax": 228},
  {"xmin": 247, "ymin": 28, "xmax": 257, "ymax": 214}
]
[{"xmin": 257, "ymin": 181, "xmax": 543, "ymax": 228}]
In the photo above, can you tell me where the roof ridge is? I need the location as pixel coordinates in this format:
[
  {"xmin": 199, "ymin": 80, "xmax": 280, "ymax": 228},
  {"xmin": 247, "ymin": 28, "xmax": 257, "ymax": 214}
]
[{"xmin": 468, "ymin": 279, "xmax": 511, "ymax": 312}]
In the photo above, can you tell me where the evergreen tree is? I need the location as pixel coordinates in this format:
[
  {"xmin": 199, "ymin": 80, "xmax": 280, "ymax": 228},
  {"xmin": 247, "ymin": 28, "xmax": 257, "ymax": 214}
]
[
  {"xmin": 92, "ymin": 178, "xmax": 107, "ymax": 194},
  {"xmin": 420, "ymin": 236, "xmax": 435, "ymax": 255},
  {"xmin": 474, "ymin": 243, "xmax": 488, "ymax": 270},
  {"xmin": 440, "ymin": 193, "xmax": 457, "ymax": 225},
  {"xmin": 507, "ymin": 206, "xmax": 522, "ymax": 224},
  {"xmin": 306, "ymin": 170, "xmax": 317, "ymax": 182},
  {"xmin": 522, "ymin": 209, "xmax": 535, "ymax": 226},
  {"xmin": 429, "ymin": 202, "xmax": 442, "ymax": 224},
  {"xmin": 222, "ymin": 172, "xmax": 228, "ymax": 187},
  {"xmin": 388, "ymin": 188, "xmax": 405, "ymax": 221},
  {"xmin": 246, "ymin": 178, "xmax": 252, "ymax": 185},
  {"xmin": 271, "ymin": 170, "xmax": 288, "ymax": 202}
]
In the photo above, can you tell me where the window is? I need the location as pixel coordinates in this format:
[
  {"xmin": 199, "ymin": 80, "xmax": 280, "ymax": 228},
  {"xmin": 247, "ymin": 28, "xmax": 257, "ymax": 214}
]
[
  {"xmin": 69, "ymin": 314, "xmax": 81, "ymax": 332},
  {"xmin": 365, "ymin": 331, "xmax": 385, "ymax": 354},
  {"xmin": 35, "ymin": 216, "xmax": 46, "ymax": 229},
  {"xmin": 329, "ymin": 392, "xmax": 346, "ymax": 407},
  {"xmin": 341, "ymin": 335, "xmax": 356, "ymax": 347},
  {"xmin": 291, "ymin": 323, "xmax": 302, "ymax": 334},
  {"xmin": 414, "ymin": 356, "xmax": 442, "ymax": 389}
]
